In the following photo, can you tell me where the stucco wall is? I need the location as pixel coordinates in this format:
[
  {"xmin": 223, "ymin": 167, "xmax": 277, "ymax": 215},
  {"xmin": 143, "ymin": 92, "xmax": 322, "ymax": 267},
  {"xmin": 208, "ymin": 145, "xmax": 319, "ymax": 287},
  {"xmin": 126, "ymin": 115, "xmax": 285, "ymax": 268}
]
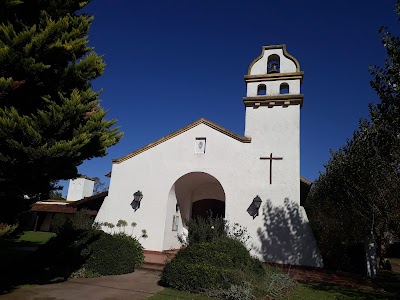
[
  {"xmin": 67, "ymin": 178, "xmax": 94, "ymax": 201},
  {"xmin": 246, "ymin": 79, "xmax": 300, "ymax": 97},
  {"xmin": 95, "ymin": 45, "xmax": 322, "ymax": 267},
  {"xmin": 96, "ymin": 124, "xmax": 246, "ymax": 251},
  {"xmin": 95, "ymin": 121, "xmax": 322, "ymax": 267}
]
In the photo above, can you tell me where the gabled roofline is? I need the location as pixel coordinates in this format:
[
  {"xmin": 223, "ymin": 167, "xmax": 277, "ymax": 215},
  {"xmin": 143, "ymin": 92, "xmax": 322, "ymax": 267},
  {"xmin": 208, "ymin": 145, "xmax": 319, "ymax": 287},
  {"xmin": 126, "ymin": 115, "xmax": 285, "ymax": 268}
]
[
  {"xmin": 112, "ymin": 118, "xmax": 251, "ymax": 164},
  {"xmin": 300, "ymin": 176, "xmax": 312, "ymax": 185}
]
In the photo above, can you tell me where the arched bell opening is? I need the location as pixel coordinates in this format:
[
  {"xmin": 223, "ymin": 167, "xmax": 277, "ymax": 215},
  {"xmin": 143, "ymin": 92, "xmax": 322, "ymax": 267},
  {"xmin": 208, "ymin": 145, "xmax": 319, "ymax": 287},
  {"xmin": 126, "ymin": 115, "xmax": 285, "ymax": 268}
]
[{"xmin": 267, "ymin": 54, "xmax": 280, "ymax": 74}]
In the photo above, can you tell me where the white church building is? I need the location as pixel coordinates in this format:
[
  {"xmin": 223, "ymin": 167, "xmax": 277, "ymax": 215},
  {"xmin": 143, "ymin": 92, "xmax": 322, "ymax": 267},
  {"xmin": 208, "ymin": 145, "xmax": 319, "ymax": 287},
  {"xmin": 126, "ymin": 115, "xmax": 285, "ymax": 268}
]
[{"xmin": 96, "ymin": 45, "xmax": 323, "ymax": 267}]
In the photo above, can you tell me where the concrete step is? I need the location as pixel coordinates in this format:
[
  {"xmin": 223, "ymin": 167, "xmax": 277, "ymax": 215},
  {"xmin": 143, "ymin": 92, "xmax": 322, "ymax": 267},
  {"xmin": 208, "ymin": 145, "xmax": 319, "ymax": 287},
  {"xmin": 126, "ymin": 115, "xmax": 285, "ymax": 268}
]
[
  {"xmin": 140, "ymin": 262, "xmax": 164, "ymax": 272},
  {"xmin": 144, "ymin": 249, "xmax": 180, "ymax": 265},
  {"xmin": 163, "ymin": 249, "xmax": 180, "ymax": 254}
]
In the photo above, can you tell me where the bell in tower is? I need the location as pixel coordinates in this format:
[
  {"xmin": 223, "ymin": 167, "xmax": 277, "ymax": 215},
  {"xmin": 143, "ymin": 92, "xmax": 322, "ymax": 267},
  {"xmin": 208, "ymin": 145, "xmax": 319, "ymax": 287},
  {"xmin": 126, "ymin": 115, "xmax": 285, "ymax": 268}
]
[
  {"xmin": 269, "ymin": 61, "xmax": 280, "ymax": 73},
  {"xmin": 267, "ymin": 54, "xmax": 280, "ymax": 74},
  {"xmin": 243, "ymin": 45, "xmax": 304, "ymax": 107}
]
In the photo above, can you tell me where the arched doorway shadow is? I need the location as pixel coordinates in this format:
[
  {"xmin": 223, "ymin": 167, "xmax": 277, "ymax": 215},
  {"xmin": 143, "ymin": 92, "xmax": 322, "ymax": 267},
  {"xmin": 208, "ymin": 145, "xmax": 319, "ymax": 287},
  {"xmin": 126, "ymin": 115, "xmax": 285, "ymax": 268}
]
[
  {"xmin": 192, "ymin": 199, "xmax": 225, "ymax": 219},
  {"xmin": 163, "ymin": 172, "xmax": 225, "ymax": 250}
]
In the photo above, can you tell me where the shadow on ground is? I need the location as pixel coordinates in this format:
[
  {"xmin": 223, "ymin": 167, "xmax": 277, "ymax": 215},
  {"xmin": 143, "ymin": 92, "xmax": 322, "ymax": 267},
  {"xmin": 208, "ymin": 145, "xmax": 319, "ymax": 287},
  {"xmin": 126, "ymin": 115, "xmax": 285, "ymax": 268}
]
[
  {"xmin": 374, "ymin": 271, "xmax": 400, "ymax": 298},
  {"xmin": 0, "ymin": 231, "xmax": 101, "ymax": 295},
  {"xmin": 0, "ymin": 243, "xmax": 65, "ymax": 295}
]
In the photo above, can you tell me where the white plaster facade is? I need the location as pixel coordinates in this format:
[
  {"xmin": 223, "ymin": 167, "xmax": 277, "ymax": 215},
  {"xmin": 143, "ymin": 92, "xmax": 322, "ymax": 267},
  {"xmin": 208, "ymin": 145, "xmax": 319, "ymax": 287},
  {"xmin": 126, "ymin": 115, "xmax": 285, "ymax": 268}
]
[
  {"xmin": 66, "ymin": 177, "xmax": 95, "ymax": 201},
  {"xmin": 95, "ymin": 45, "xmax": 323, "ymax": 267}
]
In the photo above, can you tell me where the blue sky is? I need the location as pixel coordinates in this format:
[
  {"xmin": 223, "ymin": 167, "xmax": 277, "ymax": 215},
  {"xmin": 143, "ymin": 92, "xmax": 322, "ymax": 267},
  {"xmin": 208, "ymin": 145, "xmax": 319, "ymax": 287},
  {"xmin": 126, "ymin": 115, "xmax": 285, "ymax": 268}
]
[{"xmin": 61, "ymin": 0, "xmax": 398, "ymax": 194}]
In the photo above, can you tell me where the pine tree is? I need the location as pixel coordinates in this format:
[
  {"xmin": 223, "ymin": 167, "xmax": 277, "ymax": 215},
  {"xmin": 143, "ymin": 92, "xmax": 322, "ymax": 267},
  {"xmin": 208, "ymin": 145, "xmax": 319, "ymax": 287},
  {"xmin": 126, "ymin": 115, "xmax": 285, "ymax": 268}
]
[{"xmin": 0, "ymin": 0, "xmax": 123, "ymax": 222}]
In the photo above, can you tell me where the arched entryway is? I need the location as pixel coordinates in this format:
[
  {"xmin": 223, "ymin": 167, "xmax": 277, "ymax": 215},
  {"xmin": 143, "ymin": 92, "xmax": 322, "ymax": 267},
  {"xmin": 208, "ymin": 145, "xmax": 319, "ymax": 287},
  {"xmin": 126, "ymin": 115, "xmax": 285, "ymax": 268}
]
[
  {"xmin": 162, "ymin": 172, "xmax": 225, "ymax": 250},
  {"xmin": 191, "ymin": 199, "xmax": 225, "ymax": 219}
]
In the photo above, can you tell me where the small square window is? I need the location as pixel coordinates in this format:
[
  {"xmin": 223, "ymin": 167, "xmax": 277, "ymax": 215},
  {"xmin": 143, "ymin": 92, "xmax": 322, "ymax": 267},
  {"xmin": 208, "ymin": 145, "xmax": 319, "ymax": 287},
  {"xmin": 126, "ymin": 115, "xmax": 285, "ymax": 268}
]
[
  {"xmin": 195, "ymin": 138, "xmax": 206, "ymax": 154},
  {"xmin": 172, "ymin": 215, "xmax": 179, "ymax": 231}
]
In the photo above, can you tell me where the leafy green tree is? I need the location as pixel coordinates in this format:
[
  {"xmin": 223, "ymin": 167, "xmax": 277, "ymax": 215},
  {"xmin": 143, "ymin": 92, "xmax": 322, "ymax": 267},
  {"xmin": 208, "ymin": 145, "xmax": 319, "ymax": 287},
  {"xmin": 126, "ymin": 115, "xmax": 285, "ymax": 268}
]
[
  {"xmin": 0, "ymin": 0, "xmax": 122, "ymax": 222},
  {"xmin": 49, "ymin": 190, "xmax": 65, "ymax": 200},
  {"xmin": 369, "ymin": 3, "xmax": 400, "ymax": 173},
  {"xmin": 307, "ymin": 1, "xmax": 400, "ymax": 272},
  {"xmin": 93, "ymin": 176, "xmax": 107, "ymax": 194}
]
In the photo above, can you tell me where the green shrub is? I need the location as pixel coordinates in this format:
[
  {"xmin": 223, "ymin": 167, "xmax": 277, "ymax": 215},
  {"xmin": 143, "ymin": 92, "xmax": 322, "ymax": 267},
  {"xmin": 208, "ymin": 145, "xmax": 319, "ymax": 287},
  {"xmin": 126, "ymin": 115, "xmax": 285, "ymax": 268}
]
[
  {"xmin": 71, "ymin": 267, "xmax": 101, "ymax": 278},
  {"xmin": 51, "ymin": 214, "xmax": 72, "ymax": 235},
  {"xmin": 35, "ymin": 230, "xmax": 144, "ymax": 278},
  {"xmin": 174, "ymin": 237, "xmax": 253, "ymax": 270},
  {"xmin": 71, "ymin": 211, "xmax": 94, "ymax": 231},
  {"xmin": 34, "ymin": 229, "xmax": 103, "ymax": 278},
  {"xmin": 161, "ymin": 238, "xmax": 254, "ymax": 293},
  {"xmin": 0, "ymin": 223, "xmax": 18, "ymax": 238},
  {"xmin": 162, "ymin": 260, "xmax": 243, "ymax": 292},
  {"xmin": 161, "ymin": 236, "xmax": 296, "ymax": 299},
  {"xmin": 206, "ymin": 282, "xmax": 255, "ymax": 300},
  {"xmin": 83, "ymin": 232, "xmax": 144, "ymax": 276},
  {"xmin": 165, "ymin": 216, "xmax": 296, "ymax": 299},
  {"xmin": 186, "ymin": 215, "xmax": 227, "ymax": 244},
  {"xmin": 182, "ymin": 216, "xmax": 251, "ymax": 248},
  {"xmin": 51, "ymin": 211, "xmax": 94, "ymax": 235}
]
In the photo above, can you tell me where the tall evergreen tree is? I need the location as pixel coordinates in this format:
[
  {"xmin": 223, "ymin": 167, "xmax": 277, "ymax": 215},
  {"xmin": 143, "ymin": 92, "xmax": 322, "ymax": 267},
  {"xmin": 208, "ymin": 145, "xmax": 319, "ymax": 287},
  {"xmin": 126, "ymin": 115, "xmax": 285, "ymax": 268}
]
[
  {"xmin": 369, "ymin": 2, "xmax": 400, "ymax": 167},
  {"xmin": 306, "ymin": 1, "xmax": 400, "ymax": 272},
  {"xmin": 0, "ymin": 0, "xmax": 122, "ymax": 222}
]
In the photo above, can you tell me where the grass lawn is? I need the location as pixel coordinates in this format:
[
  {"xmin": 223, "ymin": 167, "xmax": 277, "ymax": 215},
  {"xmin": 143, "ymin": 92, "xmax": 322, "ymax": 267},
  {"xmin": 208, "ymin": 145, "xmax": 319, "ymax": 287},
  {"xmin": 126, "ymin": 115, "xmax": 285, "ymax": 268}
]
[
  {"xmin": 0, "ymin": 230, "xmax": 55, "ymax": 249},
  {"xmin": 390, "ymin": 258, "xmax": 400, "ymax": 264},
  {"xmin": 388, "ymin": 257, "xmax": 400, "ymax": 272},
  {"xmin": 149, "ymin": 283, "xmax": 397, "ymax": 300},
  {"xmin": 286, "ymin": 282, "xmax": 396, "ymax": 300},
  {"xmin": 17, "ymin": 231, "xmax": 56, "ymax": 244},
  {"xmin": 147, "ymin": 288, "xmax": 219, "ymax": 300},
  {"xmin": 149, "ymin": 272, "xmax": 400, "ymax": 300},
  {"xmin": 0, "ymin": 230, "xmax": 57, "ymax": 294}
]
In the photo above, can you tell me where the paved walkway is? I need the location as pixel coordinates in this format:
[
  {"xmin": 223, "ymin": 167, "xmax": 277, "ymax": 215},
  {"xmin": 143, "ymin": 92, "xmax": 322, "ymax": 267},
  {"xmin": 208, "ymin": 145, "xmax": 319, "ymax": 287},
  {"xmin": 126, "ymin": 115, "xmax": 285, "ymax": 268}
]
[{"xmin": 0, "ymin": 270, "xmax": 163, "ymax": 300}]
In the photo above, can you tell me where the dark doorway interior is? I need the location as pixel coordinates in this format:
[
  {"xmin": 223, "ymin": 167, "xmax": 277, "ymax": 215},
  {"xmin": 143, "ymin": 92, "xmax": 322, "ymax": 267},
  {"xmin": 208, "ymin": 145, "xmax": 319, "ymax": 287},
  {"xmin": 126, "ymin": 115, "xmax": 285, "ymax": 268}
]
[{"xmin": 191, "ymin": 199, "xmax": 225, "ymax": 219}]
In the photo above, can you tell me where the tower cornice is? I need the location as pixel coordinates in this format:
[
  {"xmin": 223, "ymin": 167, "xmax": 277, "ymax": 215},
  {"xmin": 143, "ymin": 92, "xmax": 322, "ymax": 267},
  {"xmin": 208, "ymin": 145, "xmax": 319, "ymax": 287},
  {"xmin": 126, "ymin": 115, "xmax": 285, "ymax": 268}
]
[
  {"xmin": 244, "ymin": 71, "xmax": 304, "ymax": 84},
  {"xmin": 243, "ymin": 94, "xmax": 304, "ymax": 108}
]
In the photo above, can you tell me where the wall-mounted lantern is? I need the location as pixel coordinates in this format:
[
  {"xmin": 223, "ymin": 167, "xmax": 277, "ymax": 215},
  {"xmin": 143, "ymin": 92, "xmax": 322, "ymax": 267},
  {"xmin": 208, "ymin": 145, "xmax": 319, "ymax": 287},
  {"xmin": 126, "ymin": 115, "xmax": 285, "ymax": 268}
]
[
  {"xmin": 131, "ymin": 190, "xmax": 143, "ymax": 211},
  {"xmin": 176, "ymin": 202, "xmax": 180, "ymax": 212},
  {"xmin": 247, "ymin": 196, "xmax": 262, "ymax": 219}
]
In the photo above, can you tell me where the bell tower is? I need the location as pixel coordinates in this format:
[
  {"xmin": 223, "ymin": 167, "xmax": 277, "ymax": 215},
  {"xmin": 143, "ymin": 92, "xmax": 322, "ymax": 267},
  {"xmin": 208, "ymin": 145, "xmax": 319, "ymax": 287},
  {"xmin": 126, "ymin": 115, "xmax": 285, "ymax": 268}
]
[{"xmin": 244, "ymin": 45, "xmax": 304, "ymax": 203}]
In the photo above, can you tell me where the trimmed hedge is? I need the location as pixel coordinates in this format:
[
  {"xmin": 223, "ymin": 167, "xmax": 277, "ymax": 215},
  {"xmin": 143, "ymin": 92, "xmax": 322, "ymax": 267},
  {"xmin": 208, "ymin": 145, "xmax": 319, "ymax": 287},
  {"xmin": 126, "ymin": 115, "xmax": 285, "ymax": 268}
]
[
  {"xmin": 160, "ymin": 237, "xmax": 296, "ymax": 299},
  {"xmin": 162, "ymin": 261, "xmax": 243, "ymax": 292},
  {"xmin": 35, "ymin": 229, "xmax": 143, "ymax": 278},
  {"xmin": 83, "ymin": 232, "xmax": 144, "ymax": 276},
  {"xmin": 33, "ymin": 229, "xmax": 100, "ymax": 278},
  {"xmin": 174, "ymin": 238, "xmax": 253, "ymax": 270},
  {"xmin": 161, "ymin": 238, "xmax": 259, "ymax": 292},
  {"xmin": 51, "ymin": 211, "xmax": 94, "ymax": 235}
]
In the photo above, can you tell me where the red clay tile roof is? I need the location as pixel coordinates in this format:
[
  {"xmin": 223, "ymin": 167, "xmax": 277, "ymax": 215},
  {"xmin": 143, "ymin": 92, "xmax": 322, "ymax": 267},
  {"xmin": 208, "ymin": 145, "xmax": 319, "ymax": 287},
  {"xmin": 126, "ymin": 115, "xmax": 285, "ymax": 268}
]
[
  {"xmin": 31, "ymin": 204, "xmax": 98, "ymax": 215},
  {"xmin": 31, "ymin": 204, "xmax": 77, "ymax": 214},
  {"xmin": 31, "ymin": 191, "xmax": 108, "ymax": 215},
  {"xmin": 68, "ymin": 191, "xmax": 108, "ymax": 207}
]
